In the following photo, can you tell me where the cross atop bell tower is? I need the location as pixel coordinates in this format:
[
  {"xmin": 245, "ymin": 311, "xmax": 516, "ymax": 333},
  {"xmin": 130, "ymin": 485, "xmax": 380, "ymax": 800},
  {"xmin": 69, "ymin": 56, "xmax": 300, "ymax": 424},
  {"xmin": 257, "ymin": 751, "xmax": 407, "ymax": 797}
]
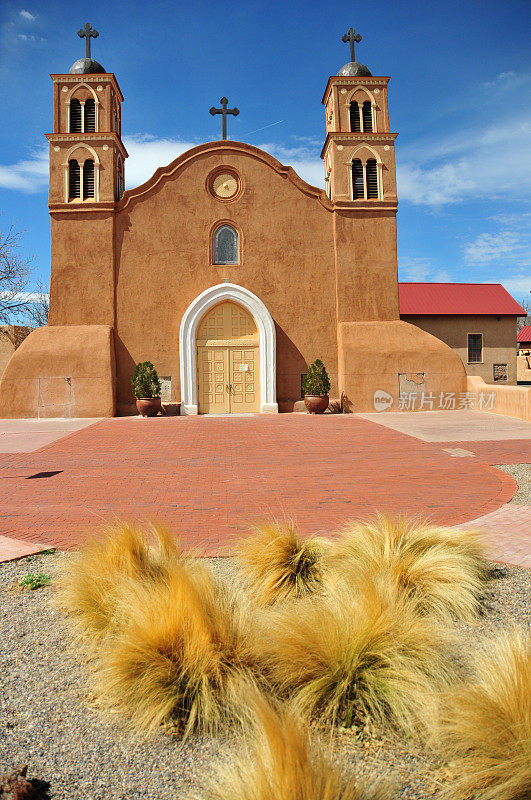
[
  {"xmin": 341, "ymin": 27, "xmax": 362, "ymax": 63},
  {"xmin": 78, "ymin": 22, "xmax": 99, "ymax": 59}
]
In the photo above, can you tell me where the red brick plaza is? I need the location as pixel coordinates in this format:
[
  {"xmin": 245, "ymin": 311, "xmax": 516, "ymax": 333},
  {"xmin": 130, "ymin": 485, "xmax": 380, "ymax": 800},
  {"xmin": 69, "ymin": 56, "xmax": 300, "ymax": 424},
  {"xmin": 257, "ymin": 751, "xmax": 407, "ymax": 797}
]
[{"xmin": 0, "ymin": 413, "xmax": 529, "ymax": 563}]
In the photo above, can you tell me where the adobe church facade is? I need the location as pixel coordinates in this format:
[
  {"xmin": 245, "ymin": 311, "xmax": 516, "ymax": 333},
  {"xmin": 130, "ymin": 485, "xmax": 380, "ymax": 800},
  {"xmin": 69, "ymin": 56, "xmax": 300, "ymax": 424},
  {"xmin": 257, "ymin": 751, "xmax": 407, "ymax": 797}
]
[{"xmin": 0, "ymin": 26, "xmax": 466, "ymax": 418}]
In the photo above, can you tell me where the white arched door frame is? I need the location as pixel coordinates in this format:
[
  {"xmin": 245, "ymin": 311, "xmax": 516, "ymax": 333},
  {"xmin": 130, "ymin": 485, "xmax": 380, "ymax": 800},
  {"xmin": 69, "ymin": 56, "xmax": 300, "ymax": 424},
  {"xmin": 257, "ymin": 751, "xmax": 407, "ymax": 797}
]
[{"xmin": 179, "ymin": 283, "xmax": 278, "ymax": 415}]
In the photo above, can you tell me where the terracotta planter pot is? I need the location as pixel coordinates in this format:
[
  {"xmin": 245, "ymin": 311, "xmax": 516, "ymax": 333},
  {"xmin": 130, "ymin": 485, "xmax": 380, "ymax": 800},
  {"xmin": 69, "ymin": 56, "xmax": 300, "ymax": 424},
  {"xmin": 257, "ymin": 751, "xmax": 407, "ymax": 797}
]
[
  {"xmin": 304, "ymin": 395, "xmax": 329, "ymax": 414},
  {"xmin": 136, "ymin": 397, "xmax": 162, "ymax": 417}
]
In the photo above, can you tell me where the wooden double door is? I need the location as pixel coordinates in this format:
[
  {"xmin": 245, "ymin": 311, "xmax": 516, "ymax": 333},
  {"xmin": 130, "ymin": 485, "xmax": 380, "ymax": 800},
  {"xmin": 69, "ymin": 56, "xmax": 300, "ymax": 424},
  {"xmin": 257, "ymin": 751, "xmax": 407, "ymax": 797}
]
[{"xmin": 196, "ymin": 302, "xmax": 260, "ymax": 414}]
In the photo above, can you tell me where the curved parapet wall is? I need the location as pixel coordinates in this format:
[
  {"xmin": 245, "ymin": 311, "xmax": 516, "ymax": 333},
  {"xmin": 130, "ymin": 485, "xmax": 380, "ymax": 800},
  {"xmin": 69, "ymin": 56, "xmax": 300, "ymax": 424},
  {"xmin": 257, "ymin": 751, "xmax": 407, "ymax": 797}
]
[
  {"xmin": 0, "ymin": 325, "xmax": 115, "ymax": 418},
  {"xmin": 338, "ymin": 320, "xmax": 467, "ymax": 413}
]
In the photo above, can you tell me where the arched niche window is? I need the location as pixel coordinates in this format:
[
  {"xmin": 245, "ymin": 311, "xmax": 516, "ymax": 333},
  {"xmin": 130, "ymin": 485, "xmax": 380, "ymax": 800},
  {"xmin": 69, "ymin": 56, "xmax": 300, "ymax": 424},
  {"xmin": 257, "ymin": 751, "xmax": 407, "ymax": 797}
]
[
  {"xmin": 68, "ymin": 159, "xmax": 80, "ymax": 198},
  {"xmin": 213, "ymin": 224, "xmax": 239, "ymax": 265},
  {"xmin": 366, "ymin": 159, "xmax": 378, "ymax": 198},
  {"xmin": 351, "ymin": 157, "xmax": 380, "ymax": 200},
  {"xmin": 84, "ymin": 98, "xmax": 95, "ymax": 132},
  {"xmin": 352, "ymin": 159, "xmax": 364, "ymax": 199},
  {"xmin": 362, "ymin": 101, "xmax": 373, "ymax": 132},
  {"xmin": 70, "ymin": 99, "xmax": 82, "ymax": 132},
  {"xmin": 349, "ymin": 103, "xmax": 361, "ymax": 132},
  {"xmin": 83, "ymin": 159, "xmax": 95, "ymax": 199}
]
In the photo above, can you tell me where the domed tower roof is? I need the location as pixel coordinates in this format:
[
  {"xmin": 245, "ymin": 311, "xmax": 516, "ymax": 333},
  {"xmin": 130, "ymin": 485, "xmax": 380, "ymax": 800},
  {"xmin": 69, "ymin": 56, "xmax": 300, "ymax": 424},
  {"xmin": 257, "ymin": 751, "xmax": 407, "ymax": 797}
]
[
  {"xmin": 69, "ymin": 23, "xmax": 106, "ymax": 74},
  {"xmin": 338, "ymin": 27, "xmax": 371, "ymax": 77},
  {"xmin": 337, "ymin": 61, "xmax": 372, "ymax": 77},
  {"xmin": 69, "ymin": 57, "xmax": 106, "ymax": 74}
]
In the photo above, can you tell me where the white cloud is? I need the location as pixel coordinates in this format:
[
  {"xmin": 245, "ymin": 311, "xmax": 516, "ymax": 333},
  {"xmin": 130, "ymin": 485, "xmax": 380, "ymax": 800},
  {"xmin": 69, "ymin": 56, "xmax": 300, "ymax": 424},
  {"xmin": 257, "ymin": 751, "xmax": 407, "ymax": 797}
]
[
  {"xmin": 19, "ymin": 10, "xmax": 36, "ymax": 21},
  {"xmin": 500, "ymin": 276, "xmax": 531, "ymax": 298},
  {"xmin": 398, "ymin": 257, "xmax": 450, "ymax": 282},
  {"xmin": 123, "ymin": 135, "xmax": 197, "ymax": 188},
  {"xmin": 398, "ymin": 117, "xmax": 531, "ymax": 206},
  {"xmin": 463, "ymin": 231, "xmax": 523, "ymax": 265},
  {"xmin": 122, "ymin": 134, "xmax": 325, "ymax": 190},
  {"xmin": 17, "ymin": 33, "xmax": 45, "ymax": 42},
  {"xmin": 0, "ymin": 147, "xmax": 48, "ymax": 192}
]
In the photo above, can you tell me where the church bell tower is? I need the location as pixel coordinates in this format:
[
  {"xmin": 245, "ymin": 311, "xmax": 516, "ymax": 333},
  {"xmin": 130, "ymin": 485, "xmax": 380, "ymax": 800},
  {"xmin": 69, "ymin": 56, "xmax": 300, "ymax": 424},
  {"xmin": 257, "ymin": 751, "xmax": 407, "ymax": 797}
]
[
  {"xmin": 46, "ymin": 23, "xmax": 128, "ymax": 328},
  {"xmin": 321, "ymin": 28, "xmax": 397, "ymax": 207}
]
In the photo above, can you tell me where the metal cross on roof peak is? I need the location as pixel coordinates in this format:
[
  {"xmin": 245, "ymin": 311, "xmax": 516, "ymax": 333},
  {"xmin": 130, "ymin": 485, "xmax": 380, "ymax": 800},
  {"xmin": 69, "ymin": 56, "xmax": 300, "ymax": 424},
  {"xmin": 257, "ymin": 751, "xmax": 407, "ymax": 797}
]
[
  {"xmin": 209, "ymin": 97, "xmax": 239, "ymax": 140},
  {"xmin": 342, "ymin": 27, "xmax": 362, "ymax": 62},
  {"xmin": 78, "ymin": 22, "xmax": 99, "ymax": 60}
]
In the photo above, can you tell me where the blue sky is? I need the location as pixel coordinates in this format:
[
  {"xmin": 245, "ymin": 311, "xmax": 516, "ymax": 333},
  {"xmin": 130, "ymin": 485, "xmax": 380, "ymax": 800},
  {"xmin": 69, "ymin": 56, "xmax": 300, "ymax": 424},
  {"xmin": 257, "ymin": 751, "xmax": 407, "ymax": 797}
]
[{"xmin": 1, "ymin": 0, "xmax": 530, "ymax": 305}]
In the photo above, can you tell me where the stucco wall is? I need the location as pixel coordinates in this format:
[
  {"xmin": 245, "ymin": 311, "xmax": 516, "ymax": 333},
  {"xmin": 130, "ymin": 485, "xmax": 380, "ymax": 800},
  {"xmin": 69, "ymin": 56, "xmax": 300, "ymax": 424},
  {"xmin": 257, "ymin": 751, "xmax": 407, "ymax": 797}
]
[
  {"xmin": 338, "ymin": 320, "xmax": 467, "ymax": 412},
  {"xmin": 0, "ymin": 325, "xmax": 115, "ymax": 418},
  {"xmin": 401, "ymin": 314, "xmax": 518, "ymax": 385},
  {"xmin": 110, "ymin": 143, "xmax": 399, "ymax": 414},
  {"xmin": 468, "ymin": 375, "xmax": 530, "ymax": 422},
  {"xmin": 0, "ymin": 326, "xmax": 33, "ymax": 378}
]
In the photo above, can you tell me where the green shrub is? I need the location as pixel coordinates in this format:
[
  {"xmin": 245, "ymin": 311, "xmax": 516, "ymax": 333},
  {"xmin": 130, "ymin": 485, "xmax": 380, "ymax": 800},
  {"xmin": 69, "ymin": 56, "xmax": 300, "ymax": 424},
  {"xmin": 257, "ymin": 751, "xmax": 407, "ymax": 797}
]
[
  {"xmin": 302, "ymin": 359, "xmax": 331, "ymax": 396},
  {"xmin": 131, "ymin": 361, "xmax": 161, "ymax": 399}
]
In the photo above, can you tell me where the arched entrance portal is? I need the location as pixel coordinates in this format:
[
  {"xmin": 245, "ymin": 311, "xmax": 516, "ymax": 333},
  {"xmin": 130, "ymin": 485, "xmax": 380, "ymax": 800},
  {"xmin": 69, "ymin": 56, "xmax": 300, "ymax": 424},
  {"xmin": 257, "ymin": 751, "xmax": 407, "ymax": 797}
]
[
  {"xmin": 179, "ymin": 283, "xmax": 278, "ymax": 415},
  {"xmin": 197, "ymin": 302, "xmax": 260, "ymax": 413}
]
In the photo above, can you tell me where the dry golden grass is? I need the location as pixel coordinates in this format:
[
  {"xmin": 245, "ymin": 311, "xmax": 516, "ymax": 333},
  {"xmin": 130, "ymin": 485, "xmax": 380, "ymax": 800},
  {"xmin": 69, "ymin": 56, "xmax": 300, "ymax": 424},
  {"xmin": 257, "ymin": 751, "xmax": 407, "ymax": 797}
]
[
  {"xmin": 188, "ymin": 690, "xmax": 393, "ymax": 800},
  {"xmin": 53, "ymin": 521, "xmax": 183, "ymax": 643},
  {"xmin": 258, "ymin": 576, "xmax": 454, "ymax": 735},
  {"xmin": 237, "ymin": 521, "xmax": 326, "ymax": 605},
  {"xmin": 326, "ymin": 514, "xmax": 489, "ymax": 621},
  {"xmin": 92, "ymin": 560, "xmax": 261, "ymax": 738},
  {"xmin": 437, "ymin": 628, "xmax": 531, "ymax": 800}
]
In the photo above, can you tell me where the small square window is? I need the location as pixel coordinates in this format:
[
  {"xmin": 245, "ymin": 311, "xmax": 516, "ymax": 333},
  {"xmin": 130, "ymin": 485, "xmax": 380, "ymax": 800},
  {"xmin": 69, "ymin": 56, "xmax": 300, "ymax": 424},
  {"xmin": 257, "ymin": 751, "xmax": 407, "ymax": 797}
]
[{"xmin": 468, "ymin": 333, "xmax": 483, "ymax": 363}]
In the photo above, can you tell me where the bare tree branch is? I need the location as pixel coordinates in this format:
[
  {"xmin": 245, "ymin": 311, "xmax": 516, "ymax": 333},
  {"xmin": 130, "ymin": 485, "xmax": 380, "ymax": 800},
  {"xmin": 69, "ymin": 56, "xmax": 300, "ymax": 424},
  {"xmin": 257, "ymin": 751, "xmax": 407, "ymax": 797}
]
[
  {"xmin": 0, "ymin": 223, "xmax": 34, "ymax": 324},
  {"xmin": 24, "ymin": 278, "xmax": 49, "ymax": 327}
]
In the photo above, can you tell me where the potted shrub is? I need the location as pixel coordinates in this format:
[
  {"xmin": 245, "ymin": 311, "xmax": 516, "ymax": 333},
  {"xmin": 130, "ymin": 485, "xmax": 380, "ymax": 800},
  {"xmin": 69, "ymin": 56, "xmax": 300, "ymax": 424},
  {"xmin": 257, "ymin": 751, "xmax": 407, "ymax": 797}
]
[
  {"xmin": 131, "ymin": 361, "xmax": 162, "ymax": 417},
  {"xmin": 302, "ymin": 359, "xmax": 331, "ymax": 414}
]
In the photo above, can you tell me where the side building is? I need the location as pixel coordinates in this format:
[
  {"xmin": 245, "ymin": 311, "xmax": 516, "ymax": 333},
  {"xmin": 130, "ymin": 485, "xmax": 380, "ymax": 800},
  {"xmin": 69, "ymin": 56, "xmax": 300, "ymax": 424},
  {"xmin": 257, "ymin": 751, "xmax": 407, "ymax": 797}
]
[{"xmin": 399, "ymin": 283, "xmax": 526, "ymax": 385}]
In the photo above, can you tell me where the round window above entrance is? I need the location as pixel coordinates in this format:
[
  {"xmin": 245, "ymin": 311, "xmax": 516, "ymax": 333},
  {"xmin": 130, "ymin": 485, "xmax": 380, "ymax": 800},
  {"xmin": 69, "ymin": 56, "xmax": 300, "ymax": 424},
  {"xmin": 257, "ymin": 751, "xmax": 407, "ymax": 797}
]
[{"xmin": 207, "ymin": 167, "xmax": 242, "ymax": 201}]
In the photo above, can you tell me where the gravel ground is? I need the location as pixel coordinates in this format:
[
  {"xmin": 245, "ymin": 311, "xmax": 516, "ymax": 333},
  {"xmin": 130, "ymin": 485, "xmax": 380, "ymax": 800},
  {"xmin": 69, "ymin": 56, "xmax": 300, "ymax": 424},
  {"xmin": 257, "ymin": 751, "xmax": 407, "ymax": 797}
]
[
  {"xmin": 1, "ymin": 551, "xmax": 529, "ymax": 800},
  {"xmin": 496, "ymin": 463, "xmax": 531, "ymax": 504}
]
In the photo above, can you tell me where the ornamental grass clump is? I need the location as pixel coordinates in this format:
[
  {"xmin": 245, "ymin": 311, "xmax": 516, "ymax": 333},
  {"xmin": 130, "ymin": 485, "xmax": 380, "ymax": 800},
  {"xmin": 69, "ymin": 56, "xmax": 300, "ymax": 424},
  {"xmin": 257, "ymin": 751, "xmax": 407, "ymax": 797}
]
[
  {"xmin": 237, "ymin": 521, "xmax": 326, "ymax": 606},
  {"xmin": 54, "ymin": 521, "xmax": 182, "ymax": 645},
  {"xmin": 326, "ymin": 514, "xmax": 489, "ymax": 621},
  {"xmin": 92, "ymin": 562, "xmax": 261, "ymax": 738},
  {"xmin": 437, "ymin": 628, "xmax": 531, "ymax": 800},
  {"xmin": 188, "ymin": 690, "xmax": 393, "ymax": 800},
  {"xmin": 259, "ymin": 577, "xmax": 454, "ymax": 736}
]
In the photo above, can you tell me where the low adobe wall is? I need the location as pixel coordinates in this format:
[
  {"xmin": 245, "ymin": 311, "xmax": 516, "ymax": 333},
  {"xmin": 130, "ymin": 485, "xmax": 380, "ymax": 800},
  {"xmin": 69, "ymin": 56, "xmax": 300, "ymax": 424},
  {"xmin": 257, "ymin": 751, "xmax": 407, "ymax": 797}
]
[
  {"xmin": 517, "ymin": 354, "xmax": 531, "ymax": 384},
  {"xmin": 338, "ymin": 320, "xmax": 466, "ymax": 412},
  {"xmin": 468, "ymin": 375, "xmax": 530, "ymax": 422},
  {"xmin": 337, "ymin": 320, "xmax": 467, "ymax": 412},
  {"xmin": 0, "ymin": 325, "xmax": 116, "ymax": 418}
]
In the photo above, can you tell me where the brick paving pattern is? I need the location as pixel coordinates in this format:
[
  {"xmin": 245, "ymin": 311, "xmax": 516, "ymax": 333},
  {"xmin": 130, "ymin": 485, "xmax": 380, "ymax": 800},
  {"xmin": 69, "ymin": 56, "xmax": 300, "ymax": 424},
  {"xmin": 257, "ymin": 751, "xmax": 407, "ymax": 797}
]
[{"xmin": 0, "ymin": 415, "xmax": 523, "ymax": 558}]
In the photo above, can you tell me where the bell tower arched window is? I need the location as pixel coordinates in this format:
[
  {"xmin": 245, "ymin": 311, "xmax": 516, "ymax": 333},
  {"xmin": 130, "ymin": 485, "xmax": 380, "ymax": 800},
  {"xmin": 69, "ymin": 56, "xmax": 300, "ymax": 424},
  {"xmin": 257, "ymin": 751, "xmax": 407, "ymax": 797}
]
[
  {"xmin": 349, "ymin": 103, "xmax": 361, "ymax": 132},
  {"xmin": 213, "ymin": 225, "xmax": 239, "ymax": 265},
  {"xmin": 83, "ymin": 159, "xmax": 95, "ymax": 199},
  {"xmin": 351, "ymin": 157, "xmax": 380, "ymax": 200},
  {"xmin": 352, "ymin": 159, "xmax": 364, "ymax": 199},
  {"xmin": 362, "ymin": 101, "xmax": 373, "ymax": 132},
  {"xmin": 68, "ymin": 160, "xmax": 80, "ymax": 198},
  {"xmin": 366, "ymin": 159, "xmax": 378, "ymax": 198},
  {"xmin": 84, "ymin": 99, "xmax": 95, "ymax": 132},
  {"xmin": 70, "ymin": 99, "xmax": 82, "ymax": 132}
]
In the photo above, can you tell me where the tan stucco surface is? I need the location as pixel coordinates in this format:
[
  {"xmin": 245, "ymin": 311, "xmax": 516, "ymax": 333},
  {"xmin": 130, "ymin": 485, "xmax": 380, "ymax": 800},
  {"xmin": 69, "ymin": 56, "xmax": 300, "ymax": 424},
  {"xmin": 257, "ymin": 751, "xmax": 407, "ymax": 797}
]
[
  {"xmin": 467, "ymin": 375, "xmax": 530, "ymax": 422},
  {"xmin": 338, "ymin": 320, "xmax": 467, "ymax": 412},
  {"xmin": 402, "ymin": 314, "xmax": 518, "ymax": 384},
  {"xmin": 0, "ymin": 325, "xmax": 115, "ymax": 418}
]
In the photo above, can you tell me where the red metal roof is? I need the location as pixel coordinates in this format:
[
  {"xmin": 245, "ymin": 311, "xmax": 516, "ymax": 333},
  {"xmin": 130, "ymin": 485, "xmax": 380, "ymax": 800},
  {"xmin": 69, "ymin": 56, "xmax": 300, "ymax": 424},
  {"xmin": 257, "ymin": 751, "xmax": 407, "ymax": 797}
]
[
  {"xmin": 399, "ymin": 283, "xmax": 526, "ymax": 316},
  {"xmin": 517, "ymin": 325, "xmax": 531, "ymax": 342}
]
